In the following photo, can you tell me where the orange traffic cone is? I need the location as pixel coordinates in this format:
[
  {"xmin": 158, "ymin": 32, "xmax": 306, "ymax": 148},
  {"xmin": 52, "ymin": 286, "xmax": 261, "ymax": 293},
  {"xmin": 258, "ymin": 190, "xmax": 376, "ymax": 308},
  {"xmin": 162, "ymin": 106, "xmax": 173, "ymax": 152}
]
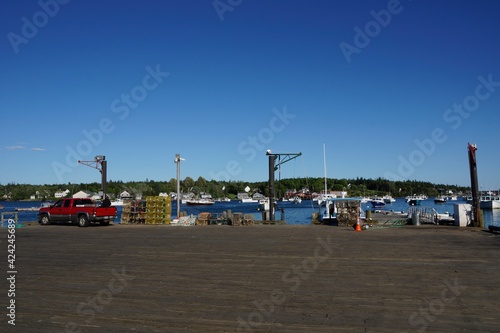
[{"xmin": 355, "ymin": 217, "xmax": 362, "ymax": 232}]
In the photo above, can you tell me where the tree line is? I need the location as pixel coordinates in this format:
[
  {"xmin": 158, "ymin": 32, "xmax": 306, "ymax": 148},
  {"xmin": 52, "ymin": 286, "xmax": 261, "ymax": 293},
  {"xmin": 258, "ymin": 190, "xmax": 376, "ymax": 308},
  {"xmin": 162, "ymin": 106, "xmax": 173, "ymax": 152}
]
[{"xmin": 1, "ymin": 177, "xmax": 470, "ymax": 201}]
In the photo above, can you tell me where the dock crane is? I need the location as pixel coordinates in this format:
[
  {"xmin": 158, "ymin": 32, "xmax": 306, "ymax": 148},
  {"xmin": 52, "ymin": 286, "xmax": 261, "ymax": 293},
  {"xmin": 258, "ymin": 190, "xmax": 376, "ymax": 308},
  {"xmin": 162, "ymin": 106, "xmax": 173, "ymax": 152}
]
[
  {"xmin": 266, "ymin": 150, "xmax": 302, "ymax": 221},
  {"xmin": 77, "ymin": 155, "xmax": 107, "ymax": 200}
]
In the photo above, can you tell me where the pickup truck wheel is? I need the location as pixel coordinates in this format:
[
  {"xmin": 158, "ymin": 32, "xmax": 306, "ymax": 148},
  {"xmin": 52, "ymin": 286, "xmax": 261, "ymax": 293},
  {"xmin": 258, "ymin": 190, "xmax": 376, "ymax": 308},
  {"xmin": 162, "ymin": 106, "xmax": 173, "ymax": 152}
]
[
  {"xmin": 40, "ymin": 214, "xmax": 50, "ymax": 225},
  {"xmin": 77, "ymin": 215, "xmax": 90, "ymax": 227}
]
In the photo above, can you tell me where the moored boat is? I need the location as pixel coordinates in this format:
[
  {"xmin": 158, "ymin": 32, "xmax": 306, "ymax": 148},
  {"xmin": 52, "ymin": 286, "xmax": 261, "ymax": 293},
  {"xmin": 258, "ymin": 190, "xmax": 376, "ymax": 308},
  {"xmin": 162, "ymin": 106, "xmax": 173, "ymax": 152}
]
[
  {"xmin": 185, "ymin": 198, "xmax": 215, "ymax": 206},
  {"xmin": 370, "ymin": 198, "xmax": 386, "ymax": 209},
  {"xmin": 111, "ymin": 198, "xmax": 124, "ymax": 206},
  {"xmin": 406, "ymin": 195, "xmax": 425, "ymax": 206},
  {"xmin": 382, "ymin": 195, "xmax": 396, "ymax": 204},
  {"xmin": 434, "ymin": 196, "xmax": 447, "ymax": 204},
  {"xmin": 479, "ymin": 195, "xmax": 500, "ymax": 209},
  {"xmin": 15, "ymin": 207, "xmax": 39, "ymax": 212}
]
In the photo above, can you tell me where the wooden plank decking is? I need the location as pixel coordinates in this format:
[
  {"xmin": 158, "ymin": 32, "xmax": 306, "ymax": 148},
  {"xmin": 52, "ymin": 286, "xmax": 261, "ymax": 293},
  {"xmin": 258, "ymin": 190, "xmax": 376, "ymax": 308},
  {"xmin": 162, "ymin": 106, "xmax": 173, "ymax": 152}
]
[{"xmin": 2, "ymin": 223, "xmax": 500, "ymax": 332}]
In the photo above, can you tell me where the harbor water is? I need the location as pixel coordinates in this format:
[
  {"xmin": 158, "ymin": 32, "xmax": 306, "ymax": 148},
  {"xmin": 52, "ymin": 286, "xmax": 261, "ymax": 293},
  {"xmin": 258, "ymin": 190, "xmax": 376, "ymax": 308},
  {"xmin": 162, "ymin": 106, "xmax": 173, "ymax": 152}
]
[{"xmin": 2, "ymin": 198, "xmax": 500, "ymax": 228}]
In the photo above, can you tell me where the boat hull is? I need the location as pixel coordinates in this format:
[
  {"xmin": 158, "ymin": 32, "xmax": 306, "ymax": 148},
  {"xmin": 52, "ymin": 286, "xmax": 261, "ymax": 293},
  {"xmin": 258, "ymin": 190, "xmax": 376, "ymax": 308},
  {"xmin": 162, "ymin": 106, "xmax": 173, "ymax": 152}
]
[
  {"xmin": 480, "ymin": 200, "xmax": 500, "ymax": 209},
  {"xmin": 185, "ymin": 200, "xmax": 214, "ymax": 206},
  {"xmin": 370, "ymin": 200, "xmax": 386, "ymax": 209}
]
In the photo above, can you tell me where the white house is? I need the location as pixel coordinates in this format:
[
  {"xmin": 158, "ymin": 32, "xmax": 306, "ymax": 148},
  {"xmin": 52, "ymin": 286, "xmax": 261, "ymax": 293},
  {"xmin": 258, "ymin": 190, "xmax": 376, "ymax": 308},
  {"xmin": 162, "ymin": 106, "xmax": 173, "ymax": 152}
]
[
  {"xmin": 73, "ymin": 190, "xmax": 94, "ymax": 199},
  {"xmin": 120, "ymin": 191, "xmax": 133, "ymax": 199}
]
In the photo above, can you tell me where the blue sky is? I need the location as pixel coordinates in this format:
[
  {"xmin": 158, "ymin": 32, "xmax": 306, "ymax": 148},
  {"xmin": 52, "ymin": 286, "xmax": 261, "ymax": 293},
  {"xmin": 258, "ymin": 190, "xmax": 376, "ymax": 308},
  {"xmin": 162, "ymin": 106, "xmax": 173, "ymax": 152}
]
[{"xmin": 1, "ymin": 0, "xmax": 500, "ymax": 189}]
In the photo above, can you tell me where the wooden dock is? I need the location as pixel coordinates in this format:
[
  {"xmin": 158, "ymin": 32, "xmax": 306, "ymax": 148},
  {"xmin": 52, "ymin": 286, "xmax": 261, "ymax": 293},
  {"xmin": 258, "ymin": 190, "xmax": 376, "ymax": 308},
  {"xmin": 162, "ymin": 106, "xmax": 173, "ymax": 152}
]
[{"xmin": 3, "ymin": 223, "xmax": 500, "ymax": 332}]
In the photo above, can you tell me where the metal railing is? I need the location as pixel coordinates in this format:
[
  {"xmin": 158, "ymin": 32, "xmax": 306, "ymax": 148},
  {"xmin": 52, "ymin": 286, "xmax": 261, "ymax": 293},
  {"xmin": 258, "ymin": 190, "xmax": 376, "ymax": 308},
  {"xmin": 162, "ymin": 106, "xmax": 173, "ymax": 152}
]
[
  {"xmin": 407, "ymin": 206, "xmax": 439, "ymax": 224},
  {"xmin": 1, "ymin": 211, "xmax": 19, "ymax": 227}
]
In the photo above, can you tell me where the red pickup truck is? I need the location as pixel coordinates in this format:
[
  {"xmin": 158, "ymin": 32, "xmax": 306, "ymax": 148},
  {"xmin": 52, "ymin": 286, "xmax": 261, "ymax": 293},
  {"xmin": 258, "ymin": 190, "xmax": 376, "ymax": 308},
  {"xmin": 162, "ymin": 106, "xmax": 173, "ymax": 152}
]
[{"xmin": 38, "ymin": 198, "xmax": 117, "ymax": 227}]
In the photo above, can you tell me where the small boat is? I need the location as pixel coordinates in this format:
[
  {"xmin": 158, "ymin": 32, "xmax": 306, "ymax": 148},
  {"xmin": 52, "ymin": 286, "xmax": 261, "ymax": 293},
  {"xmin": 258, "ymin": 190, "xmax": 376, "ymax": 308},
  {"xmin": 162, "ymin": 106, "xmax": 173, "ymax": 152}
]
[
  {"xmin": 291, "ymin": 196, "xmax": 302, "ymax": 204},
  {"xmin": 434, "ymin": 196, "xmax": 447, "ymax": 204},
  {"xmin": 240, "ymin": 197, "xmax": 258, "ymax": 203},
  {"xmin": 406, "ymin": 195, "xmax": 425, "ymax": 206},
  {"xmin": 370, "ymin": 199, "xmax": 386, "ymax": 209},
  {"xmin": 315, "ymin": 193, "xmax": 337, "ymax": 205},
  {"xmin": 185, "ymin": 198, "xmax": 215, "ymax": 206},
  {"xmin": 15, "ymin": 207, "xmax": 39, "ymax": 212},
  {"xmin": 382, "ymin": 195, "xmax": 396, "ymax": 204},
  {"xmin": 111, "ymin": 198, "xmax": 124, "ymax": 206}
]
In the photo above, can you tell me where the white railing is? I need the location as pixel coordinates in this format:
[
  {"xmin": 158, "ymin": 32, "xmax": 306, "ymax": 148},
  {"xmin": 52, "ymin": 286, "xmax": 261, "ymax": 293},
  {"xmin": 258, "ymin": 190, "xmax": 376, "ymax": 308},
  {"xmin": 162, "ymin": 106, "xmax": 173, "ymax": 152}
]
[{"xmin": 407, "ymin": 206, "xmax": 439, "ymax": 224}]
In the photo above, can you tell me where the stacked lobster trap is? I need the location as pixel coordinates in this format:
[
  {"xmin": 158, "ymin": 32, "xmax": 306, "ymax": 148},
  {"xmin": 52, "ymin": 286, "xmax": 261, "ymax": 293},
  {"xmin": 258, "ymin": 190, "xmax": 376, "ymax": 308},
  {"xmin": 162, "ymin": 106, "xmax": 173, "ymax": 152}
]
[
  {"xmin": 120, "ymin": 199, "xmax": 146, "ymax": 224},
  {"xmin": 145, "ymin": 196, "xmax": 172, "ymax": 224},
  {"xmin": 334, "ymin": 199, "xmax": 361, "ymax": 226}
]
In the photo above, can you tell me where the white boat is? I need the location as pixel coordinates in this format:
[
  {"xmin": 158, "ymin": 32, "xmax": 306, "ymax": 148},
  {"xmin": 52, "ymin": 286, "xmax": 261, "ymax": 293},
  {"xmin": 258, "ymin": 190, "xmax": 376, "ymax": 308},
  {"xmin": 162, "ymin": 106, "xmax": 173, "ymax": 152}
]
[
  {"xmin": 111, "ymin": 198, "xmax": 124, "ymax": 206},
  {"xmin": 382, "ymin": 195, "xmax": 396, "ymax": 204},
  {"xmin": 406, "ymin": 195, "xmax": 426, "ymax": 206},
  {"xmin": 370, "ymin": 198, "xmax": 386, "ymax": 209},
  {"xmin": 15, "ymin": 207, "xmax": 39, "ymax": 212},
  {"xmin": 479, "ymin": 195, "xmax": 500, "ymax": 209},
  {"xmin": 315, "ymin": 193, "xmax": 337, "ymax": 205},
  {"xmin": 241, "ymin": 197, "xmax": 258, "ymax": 203},
  {"xmin": 434, "ymin": 196, "xmax": 447, "ymax": 203},
  {"xmin": 185, "ymin": 198, "xmax": 215, "ymax": 206},
  {"xmin": 291, "ymin": 196, "xmax": 302, "ymax": 204},
  {"xmin": 360, "ymin": 197, "xmax": 371, "ymax": 203}
]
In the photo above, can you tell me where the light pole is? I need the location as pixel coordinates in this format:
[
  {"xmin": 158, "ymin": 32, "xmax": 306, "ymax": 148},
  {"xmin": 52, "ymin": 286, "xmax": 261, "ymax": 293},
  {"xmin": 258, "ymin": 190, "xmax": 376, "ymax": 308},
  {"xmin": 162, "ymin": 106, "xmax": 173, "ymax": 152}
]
[{"xmin": 174, "ymin": 154, "xmax": 185, "ymax": 218}]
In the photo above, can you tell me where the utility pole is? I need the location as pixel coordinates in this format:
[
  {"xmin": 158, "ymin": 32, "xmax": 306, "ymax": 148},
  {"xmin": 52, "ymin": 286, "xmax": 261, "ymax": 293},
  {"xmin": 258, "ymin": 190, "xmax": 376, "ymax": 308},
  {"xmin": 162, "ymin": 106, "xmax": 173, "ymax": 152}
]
[
  {"xmin": 268, "ymin": 153, "xmax": 276, "ymax": 221},
  {"xmin": 78, "ymin": 155, "xmax": 107, "ymax": 199},
  {"xmin": 467, "ymin": 143, "xmax": 484, "ymax": 228},
  {"xmin": 174, "ymin": 154, "xmax": 184, "ymax": 218},
  {"xmin": 266, "ymin": 150, "xmax": 302, "ymax": 221}
]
